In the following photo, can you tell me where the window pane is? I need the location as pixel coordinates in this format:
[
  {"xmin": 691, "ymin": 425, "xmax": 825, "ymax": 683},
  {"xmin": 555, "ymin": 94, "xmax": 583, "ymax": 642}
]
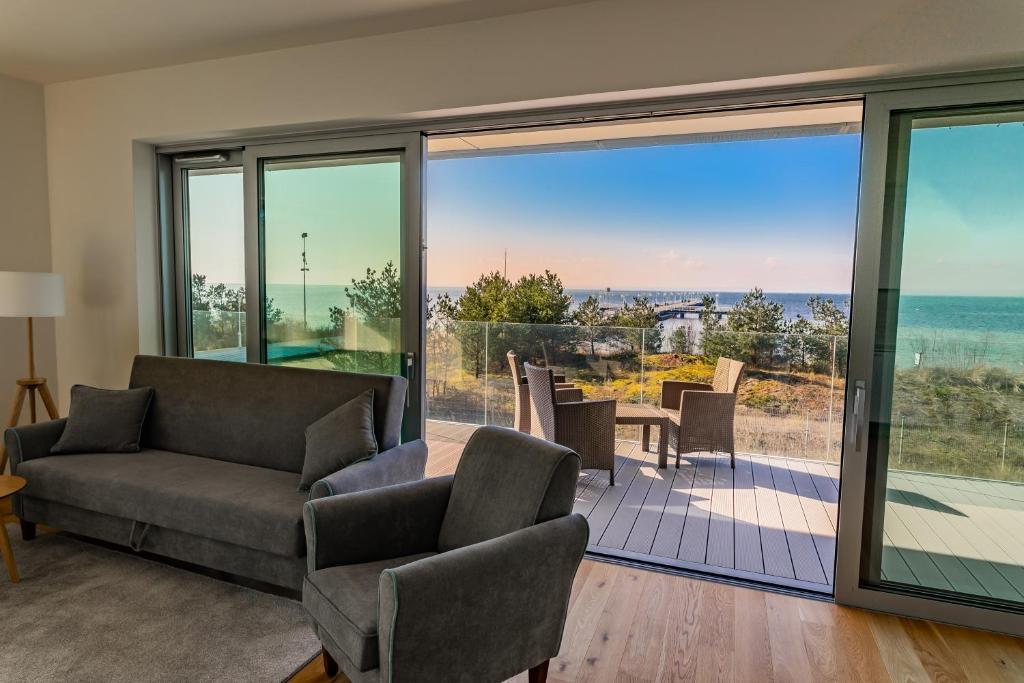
[
  {"xmin": 185, "ymin": 167, "xmax": 246, "ymax": 361},
  {"xmin": 262, "ymin": 154, "xmax": 402, "ymax": 374},
  {"xmin": 874, "ymin": 107, "xmax": 1024, "ymax": 606}
]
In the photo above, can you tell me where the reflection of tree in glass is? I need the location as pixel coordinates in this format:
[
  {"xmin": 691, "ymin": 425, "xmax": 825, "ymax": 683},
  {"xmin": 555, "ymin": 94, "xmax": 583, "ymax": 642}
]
[{"xmin": 190, "ymin": 273, "xmax": 282, "ymax": 351}]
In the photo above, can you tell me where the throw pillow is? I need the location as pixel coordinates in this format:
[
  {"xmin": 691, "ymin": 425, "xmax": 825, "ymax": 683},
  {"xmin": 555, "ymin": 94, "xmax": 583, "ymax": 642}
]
[
  {"xmin": 51, "ymin": 385, "xmax": 155, "ymax": 454},
  {"xmin": 299, "ymin": 389, "xmax": 378, "ymax": 491}
]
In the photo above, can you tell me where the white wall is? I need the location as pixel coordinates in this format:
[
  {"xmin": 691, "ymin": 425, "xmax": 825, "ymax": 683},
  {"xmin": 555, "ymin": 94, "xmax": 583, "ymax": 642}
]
[
  {"xmin": 42, "ymin": 0, "xmax": 1024, "ymax": 401},
  {"xmin": 0, "ymin": 73, "xmax": 56, "ymax": 451}
]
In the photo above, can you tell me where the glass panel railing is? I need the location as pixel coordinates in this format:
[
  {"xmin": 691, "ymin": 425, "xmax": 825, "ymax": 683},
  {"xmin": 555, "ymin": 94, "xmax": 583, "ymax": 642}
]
[
  {"xmin": 425, "ymin": 319, "xmax": 847, "ymax": 463},
  {"xmin": 267, "ymin": 314, "xmax": 402, "ymax": 375},
  {"xmin": 886, "ymin": 334, "xmax": 1024, "ymax": 482},
  {"xmin": 191, "ymin": 307, "xmax": 247, "ymax": 362}
]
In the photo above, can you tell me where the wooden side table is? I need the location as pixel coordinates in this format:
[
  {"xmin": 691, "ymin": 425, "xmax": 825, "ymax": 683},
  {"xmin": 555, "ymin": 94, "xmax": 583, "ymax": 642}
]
[
  {"xmin": 614, "ymin": 404, "xmax": 671, "ymax": 468},
  {"xmin": 0, "ymin": 474, "xmax": 28, "ymax": 583}
]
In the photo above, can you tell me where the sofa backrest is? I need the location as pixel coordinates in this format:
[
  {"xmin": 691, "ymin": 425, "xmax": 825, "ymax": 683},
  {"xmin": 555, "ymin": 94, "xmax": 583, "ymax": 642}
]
[{"xmin": 129, "ymin": 355, "xmax": 407, "ymax": 473}]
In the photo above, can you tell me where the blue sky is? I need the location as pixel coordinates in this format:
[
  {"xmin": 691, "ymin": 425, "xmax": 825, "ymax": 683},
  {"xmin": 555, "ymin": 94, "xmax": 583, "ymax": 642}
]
[
  {"xmin": 186, "ymin": 119, "xmax": 1024, "ymax": 299},
  {"xmin": 427, "ymin": 134, "xmax": 862, "ymax": 292},
  {"xmin": 901, "ymin": 121, "xmax": 1024, "ymax": 296}
]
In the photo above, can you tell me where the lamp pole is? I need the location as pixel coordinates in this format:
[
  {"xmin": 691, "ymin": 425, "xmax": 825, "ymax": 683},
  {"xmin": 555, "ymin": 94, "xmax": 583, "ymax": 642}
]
[{"xmin": 301, "ymin": 232, "xmax": 310, "ymax": 328}]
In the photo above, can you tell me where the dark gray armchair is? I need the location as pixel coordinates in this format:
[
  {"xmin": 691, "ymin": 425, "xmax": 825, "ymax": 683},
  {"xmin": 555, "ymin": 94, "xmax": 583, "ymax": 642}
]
[{"xmin": 302, "ymin": 426, "xmax": 589, "ymax": 683}]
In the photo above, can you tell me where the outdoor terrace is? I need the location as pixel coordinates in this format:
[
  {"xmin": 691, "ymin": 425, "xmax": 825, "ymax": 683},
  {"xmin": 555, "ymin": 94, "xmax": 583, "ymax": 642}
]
[{"xmin": 426, "ymin": 420, "xmax": 1024, "ymax": 599}]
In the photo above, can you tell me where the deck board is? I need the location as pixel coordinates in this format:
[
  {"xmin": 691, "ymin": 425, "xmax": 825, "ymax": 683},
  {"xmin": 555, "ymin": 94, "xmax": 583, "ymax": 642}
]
[
  {"xmin": 622, "ymin": 453, "xmax": 677, "ymax": 555},
  {"xmin": 676, "ymin": 454, "xmax": 717, "ymax": 564},
  {"xmin": 648, "ymin": 456, "xmax": 698, "ymax": 559},
  {"xmin": 598, "ymin": 446, "xmax": 660, "ymax": 549},
  {"xmin": 750, "ymin": 455, "xmax": 795, "ymax": 580},
  {"xmin": 424, "ymin": 420, "xmax": 1024, "ymax": 596},
  {"xmin": 705, "ymin": 455, "xmax": 736, "ymax": 569},
  {"xmin": 732, "ymin": 453, "xmax": 765, "ymax": 574},
  {"xmin": 765, "ymin": 456, "xmax": 827, "ymax": 584}
]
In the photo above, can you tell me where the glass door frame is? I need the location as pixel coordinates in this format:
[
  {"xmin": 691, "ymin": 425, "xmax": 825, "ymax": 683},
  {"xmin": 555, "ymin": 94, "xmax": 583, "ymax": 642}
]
[
  {"xmin": 835, "ymin": 80, "xmax": 1024, "ymax": 635},
  {"xmin": 240, "ymin": 133, "xmax": 426, "ymax": 439},
  {"xmin": 169, "ymin": 150, "xmax": 245, "ymax": 358}
]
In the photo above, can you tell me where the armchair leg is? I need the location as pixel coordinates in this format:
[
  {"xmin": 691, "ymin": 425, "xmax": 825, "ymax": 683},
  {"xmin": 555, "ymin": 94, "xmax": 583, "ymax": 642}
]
[
  {"xmin": 609, "ymin": 468, "xmax": 615, "ymax": 486},
  {"xmin": 321, "ymin": 646, "xmax": 338, "ymax": 678},
  {"xmin": 730, "ymin": 451, "xmax": 735, "ymax": 469},
  {"xmin": 20, "ymin": 520, "xmax": 36, "ymax": 541},
  {"xmin": 529, "ymin": 660, "xmax": 550, "ymax": 683}
]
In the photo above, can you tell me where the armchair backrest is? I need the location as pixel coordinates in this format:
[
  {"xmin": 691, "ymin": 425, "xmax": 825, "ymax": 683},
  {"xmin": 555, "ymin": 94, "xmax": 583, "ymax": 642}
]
[
  {"xmin": 711, "ymin": 357, "xmax": 745, "ymax": 394},
  {"xmin": 522, "ymin": 362, "xmax": 557, "ymax": 440},
  {"xmin": 507, "ymin": 350, "xmax": 525, "ymax": 385},
  {"xmin": 437, "ymin": 426, "xmax": 581, "ymax": 552}
]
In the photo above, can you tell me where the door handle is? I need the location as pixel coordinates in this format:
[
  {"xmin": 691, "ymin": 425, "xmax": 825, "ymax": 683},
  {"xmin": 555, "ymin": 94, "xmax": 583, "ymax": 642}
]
[
  {"xmin": 852, "ymin": 380, "xmax": 866, "ymax": 451},
  {"xmin": 404, "ymin": 352, "xmax": 416, "ymax": 407}
]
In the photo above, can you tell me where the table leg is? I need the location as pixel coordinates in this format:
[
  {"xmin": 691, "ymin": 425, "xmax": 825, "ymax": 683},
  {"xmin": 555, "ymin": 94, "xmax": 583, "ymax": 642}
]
[
  {"xmin": 0, "ymin": 519, "xmax": 19, "ymax": 582},
  {"xmin": 641, "ymin": 425, "xmax": 651, "ymax": 452},
  {"xmin": 657, "ymin": 423, "xmax": 669, "ymax": 469}
]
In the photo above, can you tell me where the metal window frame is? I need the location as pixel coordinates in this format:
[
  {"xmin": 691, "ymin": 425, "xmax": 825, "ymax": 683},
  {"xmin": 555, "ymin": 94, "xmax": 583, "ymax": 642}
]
[
  {"xmin": 242, "ymin": 133, "xmax": 426, "ymax": 440},
  {"xmin": 167, "ymin": 151, "xmax": 245, "ymax": 358},
  {"xmin": 835, "ymin": 80, "xmax": 1024, "ymax": 636}
]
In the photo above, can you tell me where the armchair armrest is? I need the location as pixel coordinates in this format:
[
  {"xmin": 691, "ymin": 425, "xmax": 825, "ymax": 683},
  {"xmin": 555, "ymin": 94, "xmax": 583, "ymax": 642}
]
[
  {"xmin": 378, "ymin": 514, "xmax": 589, "ymax": 682},
  {"xmin": 3, "ymin": 419, "xmax": 67, "ymax": 472},
  {"xmin": 554, "ymin": 398, "xmax": 616, "ymax": 463},
  {"xmin": 303, "ymin": 475, "xmax": 452, "ymax": 572},
  {"xmin": 309, "ymin": 439, "xmax": 428, "ymax": 500},
  {"xmin": 660, "ymin": 380, "xmax": 713, "ymax": 409},
  {"xmin": 554, "ymin": 387, "xmax": 584, "ymax": 403}
]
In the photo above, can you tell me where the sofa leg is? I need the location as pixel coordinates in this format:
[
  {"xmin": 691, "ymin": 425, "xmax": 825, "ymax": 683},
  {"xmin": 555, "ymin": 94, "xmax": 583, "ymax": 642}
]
[
  {"xmin": 20, "ymin": 520, "xmax": 36, "ymax": 541},
  {"xmin": 529, "ymin": 660, "xmax": 550, "ymax": 683},
  {"xmin": 730, "ymin": 451, "xmax": 736, "ymax": 469},
  {"xmin": 322, "ymin": 646, "xmax": 339, "ymax": 678},
  {"xmin": 609, "ymin": 468, "xmax": 615, "ymax": 486}
]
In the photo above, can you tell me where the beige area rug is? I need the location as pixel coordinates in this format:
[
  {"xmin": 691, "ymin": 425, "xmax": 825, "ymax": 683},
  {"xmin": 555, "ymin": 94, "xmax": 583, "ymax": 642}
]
[{"xmin": 0, "ymin": 527, "xmax": 319, "ymax": 682}]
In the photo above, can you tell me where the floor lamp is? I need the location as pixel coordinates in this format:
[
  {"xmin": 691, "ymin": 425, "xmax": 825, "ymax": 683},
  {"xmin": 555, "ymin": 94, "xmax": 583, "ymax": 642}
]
[{"xmin": 0, "ymin": 271, "xmax": 64, "ymax": 474}]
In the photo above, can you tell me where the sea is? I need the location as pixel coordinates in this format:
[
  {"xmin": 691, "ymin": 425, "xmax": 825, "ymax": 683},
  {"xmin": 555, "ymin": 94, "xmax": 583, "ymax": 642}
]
[
  {"xmin": 260, "ymin": 284, "xmax": 1022, "ymax": 369},
  {"xmin": 263, "ymin": 284, "xmax": 843, "ymax": 326}
]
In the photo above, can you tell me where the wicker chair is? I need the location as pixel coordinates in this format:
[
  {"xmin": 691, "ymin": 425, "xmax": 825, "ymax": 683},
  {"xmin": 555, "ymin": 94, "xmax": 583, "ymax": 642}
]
[
  {"xmin": 507, "ymin": 351, "xmax": 573, "ymax": 434},
  {"xmin": 660, "ymin": 356, "xmax": 745, "ymax": 468},
  {"xmin": 524, "ymin": 362, "xmax": 617, "ymax": 485}
]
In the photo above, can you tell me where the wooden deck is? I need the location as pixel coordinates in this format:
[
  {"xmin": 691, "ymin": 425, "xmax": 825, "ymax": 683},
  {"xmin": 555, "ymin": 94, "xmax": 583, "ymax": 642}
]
[
  {"xmin": 426, "ymin": 420, "xmax": 841, "ymax": 593},
  {"xmin": 882, "ymin": 470, "xmax": 1024, "ymax": 602},
  {"xmin": 426, "ymin": 420, "xmax": 1024, "ymax": 599}
]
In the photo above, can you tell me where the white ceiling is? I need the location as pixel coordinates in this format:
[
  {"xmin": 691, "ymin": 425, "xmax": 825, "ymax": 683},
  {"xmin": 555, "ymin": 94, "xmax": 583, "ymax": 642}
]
[{"xmin": 0, "ymin": 0, "xmax": 593, "ymax": 83}]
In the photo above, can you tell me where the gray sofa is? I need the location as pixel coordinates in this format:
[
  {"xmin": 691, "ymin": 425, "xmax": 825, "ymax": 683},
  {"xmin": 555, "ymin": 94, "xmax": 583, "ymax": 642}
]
[
  {"xmin": 302, "ymin": 426, "xmax": 589, "ymax": 683},
  {"xmin": 3, "ymin": 355, "xmax": 427, "ymax": 590}
]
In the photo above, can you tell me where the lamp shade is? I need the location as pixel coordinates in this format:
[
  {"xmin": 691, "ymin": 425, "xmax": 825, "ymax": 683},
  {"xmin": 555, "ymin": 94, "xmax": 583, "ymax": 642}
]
[{"xmin": 0, "ymin": 271, "xmax": 65, "ymax": 317}]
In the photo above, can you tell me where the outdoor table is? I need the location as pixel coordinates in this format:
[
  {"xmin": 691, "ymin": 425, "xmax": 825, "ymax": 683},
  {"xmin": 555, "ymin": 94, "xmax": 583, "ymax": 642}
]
[{"xmin": 614, "ymin": 404, "xmax": 671, "ymax": 468}]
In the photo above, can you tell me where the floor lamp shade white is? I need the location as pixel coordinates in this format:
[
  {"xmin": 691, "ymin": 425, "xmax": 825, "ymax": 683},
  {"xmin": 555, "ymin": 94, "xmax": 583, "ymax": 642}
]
[
  {"xmin": 0, "ymin": 271, "xmax": 64, "ymax": 474},
  {"xmin": 0, "ymin": 271, "xmax": 65, "ymax": 318}
]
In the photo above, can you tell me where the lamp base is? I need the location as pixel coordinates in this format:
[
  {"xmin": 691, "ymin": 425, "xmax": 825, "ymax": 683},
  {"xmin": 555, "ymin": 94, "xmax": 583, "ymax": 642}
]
[{"xmin": 0, "ymin": 377, "xmax": 59, "ymax": 474}]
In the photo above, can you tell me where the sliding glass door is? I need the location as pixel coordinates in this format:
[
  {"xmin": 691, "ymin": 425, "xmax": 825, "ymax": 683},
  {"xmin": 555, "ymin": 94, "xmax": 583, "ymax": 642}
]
[
  {"xmin": 169, "ymin": 134, "xmax": 425, "ymax": 438},
  {"xmin": 836, "ymin": 81, "xmax": 1024, "ymax": 634}
]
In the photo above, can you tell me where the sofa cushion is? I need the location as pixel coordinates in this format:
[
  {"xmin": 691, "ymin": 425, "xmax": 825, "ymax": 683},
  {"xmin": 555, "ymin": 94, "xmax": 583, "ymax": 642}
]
[
  {"xmin": 303, "ymin": 553, "xmax": 435, "ymax": 672},
  {"xmin": 51, "ymin": 385, "xmax": 154, "ymax": 454},
  {"xmin": 18, "ymin": 450, "xmax": 307, "ymax": 557},
  {"xmin": 299, "ymin": 389, "xmax": 378, "ymax": 491}
]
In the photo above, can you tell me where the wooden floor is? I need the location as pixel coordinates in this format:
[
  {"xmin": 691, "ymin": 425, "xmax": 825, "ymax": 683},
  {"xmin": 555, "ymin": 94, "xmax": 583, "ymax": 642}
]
[
  {"xmin": 427, "ymin": 420, "xmax": 840, "ymax": 592},
  {"xmin": 290, "ymin": 557, "xmax": 1024, "ymax": 683},
  {"xmin": 289, "ymin": 421, "xmax": 1024, "ymax": 682}
]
